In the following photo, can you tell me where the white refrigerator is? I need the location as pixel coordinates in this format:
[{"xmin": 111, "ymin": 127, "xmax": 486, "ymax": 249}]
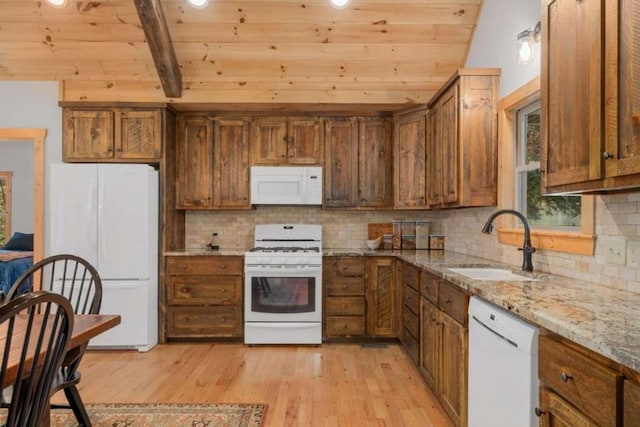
[{"xmin": 49, "ymin": 163, "xmax": 158, "ymax": 351}]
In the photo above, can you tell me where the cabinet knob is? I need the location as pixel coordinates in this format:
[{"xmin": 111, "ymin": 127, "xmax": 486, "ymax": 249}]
[
  {"xmin": 560, "ymin": 371, "xmax": 573, "ymax": 382},
  {"xmin": 602, "ymin": 151, "xmax": 614, "ymax": 160},
  {"xmin": 534, "ymin": 407, "xmax": 545, "ymax": 417},
  {"xmin": 446, "ymin": 299, "xmax": 452, "ymax": 304},
  {"xmin": 182, "ymin": 287, "xmax": 190, "ymax": 293},
  {"xmin": 221, "ymin": 317, "xmax": 226, "ymax": 323}
]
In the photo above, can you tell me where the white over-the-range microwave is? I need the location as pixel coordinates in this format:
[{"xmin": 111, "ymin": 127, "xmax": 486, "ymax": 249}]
[{"xmin": 250, "ymin": 166, "xmax": 323, "ymax": 205}]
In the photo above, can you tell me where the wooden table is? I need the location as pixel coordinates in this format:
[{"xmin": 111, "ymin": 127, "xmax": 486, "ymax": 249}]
[{"xmin": 0, "ymin": 313, "xmax": 121, "ymax": 387}]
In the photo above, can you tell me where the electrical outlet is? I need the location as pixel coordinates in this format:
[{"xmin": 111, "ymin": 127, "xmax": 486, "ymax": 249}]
[
  {"xmin": 627, "ymin": 241, "xmax": 640, "ymax": 268},
  {"xmin": 605, "ymin": 239, "xmax": 626, "ymax": 266}
]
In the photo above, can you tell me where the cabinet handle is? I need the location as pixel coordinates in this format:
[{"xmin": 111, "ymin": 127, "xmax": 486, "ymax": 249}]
[
  {"xmin": 221, "ymin": 317, "xmax": 226, "ymax": 323},
  {"xmin": 602, "ymin": 151, "xmax": 614, "ymax": 160},
  {"xmin": 446, "ymin": 299, "xmax": 452, "ymax": 304},
  {"xmin": 534, "ymin": 407, "xmax": 545, "ymax": 417},
  {"xmin": 560, "ymin": 372, "xmax": 573, "ymax": 382},
  {"xmin": 182, "ymin": 287, "xmax": 190, "ymax": 293}
]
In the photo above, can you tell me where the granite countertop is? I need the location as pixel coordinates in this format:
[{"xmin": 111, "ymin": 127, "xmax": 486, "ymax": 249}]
[{"xmin": 165, "ymin": 248, "xmax": 640, "ymax": 373}]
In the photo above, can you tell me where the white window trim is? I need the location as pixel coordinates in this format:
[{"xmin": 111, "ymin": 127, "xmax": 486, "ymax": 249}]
[{"xmin": 496, "ymin": 77, "xmax": 595, "ymax": 256}]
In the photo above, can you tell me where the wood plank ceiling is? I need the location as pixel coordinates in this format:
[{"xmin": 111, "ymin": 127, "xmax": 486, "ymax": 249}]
[{"xmin": 0, "ymin": 0, "xmax": 483, "ymax": 108}]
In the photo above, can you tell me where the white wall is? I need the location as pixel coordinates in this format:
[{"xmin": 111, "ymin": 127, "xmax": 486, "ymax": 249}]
[
  {"xmin": 0, "ymin": 142, "xmax": 34, "ymax": 233},
  {"xmin": 0, "ymin": 81, "xmax": 63, "ymax": 253},
  {"xmin": 466, "ymin": 0, "xmax": 541, "ymax": 97}
]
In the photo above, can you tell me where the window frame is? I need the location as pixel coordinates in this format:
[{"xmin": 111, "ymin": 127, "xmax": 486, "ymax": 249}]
[
  {"xmin": 0, "ymin": 171, "xmax": 12, "ymax": 246},
  {"xmin": 496, "ymin": 77, "xmax": 595, "ymax": 256}
]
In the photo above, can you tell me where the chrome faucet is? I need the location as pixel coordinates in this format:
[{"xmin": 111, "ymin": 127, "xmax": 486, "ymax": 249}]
[{"xmin": 481, "ymin": 209, "xmax": 536, "ymax": 272}]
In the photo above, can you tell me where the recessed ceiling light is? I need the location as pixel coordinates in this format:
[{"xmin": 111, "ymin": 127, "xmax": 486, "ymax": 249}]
[
  {"xmin": 187, "ymin": 0, "xmax": 209, "ymax": 9},
  {"xmin": 329, "ymin": 0, "xmax": 351, "ymax": 9},
  {"xmin": 46, "ymin": 0, "xmax": 67, "ymax": 8}
]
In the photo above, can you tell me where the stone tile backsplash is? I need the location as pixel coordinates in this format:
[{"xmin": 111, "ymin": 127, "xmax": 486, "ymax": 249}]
[{"xmin": 185, "ymin": 191, "xmax": 640, "ymax": 294}]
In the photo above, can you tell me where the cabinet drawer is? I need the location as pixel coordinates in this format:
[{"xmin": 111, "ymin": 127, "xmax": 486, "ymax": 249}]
[
  {"xmin": 326, "ymin": 296, "xmax": 365, "ymax": 316},
  {"xmin": 325, "ymin": 316, "xmax": 365, "ymax": 337},
  {"xmin": 166, "ymin": 256, "xmax": 243, "ymax": 275},
  {"xmin": 420, "ymin": 269, "xmax": 439, "ymax": 304},
  {"xmin": 403, "ymin": 284, "xmax": 420, "ymax": 316},
  {"xmin": 167, "ymin": 275, "xmax": 241, "ymax": 305},
  {"xmin": 401, "ymin": 327, "xmax": 420, "ymax": 365},
  {"xmin": 403, "ymin": 263, "xmax": 420, "ymax": 291},
  {"xmin": 438, "ymin": 280, "xmax": 468, "ymax": 325},
  {"xmin": 324, "ymin": 257, "xmax": 366, "ymax": 277},
  {"xmin": 167, "ymin": 306, "xmax": 242, "ymax": 338},
  {"xmin": 325, "ymin": 276, "xmax": 365, "ymax": 296},
  {"xmin": 539, "ymin": 335, "xmax": 621, "ymax": 427},
  {"xmin": 402, "ymin": 305, "xmax": 420, "ymax": 339}
]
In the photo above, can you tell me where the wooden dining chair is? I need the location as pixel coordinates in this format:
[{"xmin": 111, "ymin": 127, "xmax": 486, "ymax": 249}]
[
  {"xmin": 0, "ymin": 291, "xmax": 74, "ymax": 427},
  {"xmin": 4, "ymin": 254, "xmax": 103, "ymax": 427}
]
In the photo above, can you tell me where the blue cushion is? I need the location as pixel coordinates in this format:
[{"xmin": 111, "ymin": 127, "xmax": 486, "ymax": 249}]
[{"xmin": 2, "ymin": 232, "xmax": 34, "ymax": 251}]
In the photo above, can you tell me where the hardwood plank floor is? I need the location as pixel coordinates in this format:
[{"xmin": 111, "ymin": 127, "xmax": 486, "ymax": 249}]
[{"xmin": 56, "ymin": 342, "xmax": 455, "ymax": 426}]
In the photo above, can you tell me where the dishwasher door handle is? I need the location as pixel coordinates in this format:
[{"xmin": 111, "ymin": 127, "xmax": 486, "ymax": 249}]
[{"xmin": 472, "ymin": 315, "xmax": 519, "ymax": 348}]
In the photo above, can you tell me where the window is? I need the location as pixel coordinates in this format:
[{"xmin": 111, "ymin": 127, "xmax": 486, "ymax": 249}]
[
  {"xmin": 515, "ymin": 101, "xmax": 581, "ymax": 229},
  {"xmin": 0, "ymin": 171, "xmax": 12, "ymax": 246},
  {"xmin": 496, "ymin": 77, "xmax": 595, "ymax": 256}
]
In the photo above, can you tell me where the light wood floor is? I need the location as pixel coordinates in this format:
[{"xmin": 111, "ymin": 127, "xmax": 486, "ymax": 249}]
[{"xmin": 55, "ymin": 342, "xmax": 454, "ymax": 426}]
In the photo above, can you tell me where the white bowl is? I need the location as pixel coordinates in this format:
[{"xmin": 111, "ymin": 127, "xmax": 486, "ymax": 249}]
[{"xmin": 366, "ymin": 239, "xmax": 381, "ymax": 250}]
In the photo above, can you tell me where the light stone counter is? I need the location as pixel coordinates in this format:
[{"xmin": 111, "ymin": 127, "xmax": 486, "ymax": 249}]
[{"xmin": 165, "ymin": 248, "xmax": 640, "ymax": 373}]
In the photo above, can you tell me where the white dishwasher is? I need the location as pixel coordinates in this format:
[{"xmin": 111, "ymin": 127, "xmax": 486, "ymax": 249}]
[{"xmin": 468, "ymin": 296, "xmax": 539, "ymax": 427}]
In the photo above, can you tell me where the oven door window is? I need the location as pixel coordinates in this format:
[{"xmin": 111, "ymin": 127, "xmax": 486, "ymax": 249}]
[{"xmin": 251, "ymin": 276, "xmax": 315, "ymax": 313}]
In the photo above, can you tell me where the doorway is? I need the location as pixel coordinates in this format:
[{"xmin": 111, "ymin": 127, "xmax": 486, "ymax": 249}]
[{"xmin": 0, "ymin": 129, "xmax": 46, "ymax": 262}]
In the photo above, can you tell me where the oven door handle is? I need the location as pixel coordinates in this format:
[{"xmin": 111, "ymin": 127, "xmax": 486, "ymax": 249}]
[{"xmin": 246, "ymin": 323, "xmax": 319, "ymax": 329}]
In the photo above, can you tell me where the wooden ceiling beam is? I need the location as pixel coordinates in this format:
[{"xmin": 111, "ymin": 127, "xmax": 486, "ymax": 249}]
[{"xmin": 133, "ymin": 0, "xmax": 182, "ymax": 98}]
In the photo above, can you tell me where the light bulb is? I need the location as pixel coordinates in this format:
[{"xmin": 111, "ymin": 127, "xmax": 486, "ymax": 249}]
[
  {"xmin": 516, "ymin": 31, "xmax": 535, "ymax": 65},
  {"xmin": 329, "ymin": 0, "xmax": 351, "ymax": 9},
  {"xmin": 187, "ymin": 0, "xmax": 209, "ymax": 9}
]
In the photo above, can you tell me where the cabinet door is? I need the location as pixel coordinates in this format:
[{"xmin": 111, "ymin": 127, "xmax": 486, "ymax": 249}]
[
  {"xmin": 287, "ymin": 117, "xmax": 322, "ymax": 164},
  {"xmin": 426, "ymin": 107, "xmax": 442, "ymax": 206},
  {"xmin": 115, "ymin": 109, "xmax": 162, "ymax": 160},
  {"xmin": 539, "ymin": 388, "xmax": 597, "ymax": 427},
  {"xmin": 250, "ymin": 117, "xmax": 287, "ymax": 165},
  {"xmin": 542, "ymin": 0, "xmax": 604, "ymax": 191},
  {"xmin": 604, "ymin": 0, "xmax": 640, "ymax": 179},
  {"xmin": 366, "ymin": 257, "xmax": 396, "ymax": 337},
  {"xmin": 439, "ymin": 312, "xmax": 467, "ymax": 427},
  {"xmin": 394, "ymin": 110, "xmax": 427, "ymax": 208},
  {"xmin": 63, "ymin": 109, "xmax": 114, "ymax": 161},
  {"xmin": 359, "ymin": 118, "xmax": 392, "ymax": 207},
  {"xmin": 214, "ymin": 118, "xmax": 250, "ymax": 209},
  {"xmin": 439, "ymin": 84, "xmax": 459, "ymax": 205},
  {"xmin": 324, "ymin": 117, "xmax": 358, "ymax": 207},
  {"xmin": 624, "ymin": 379, "xmax": 640, "ymax": 427},
  {"xmin": 420, "ymin": 298, "xmax": 440, "ymax": 391},
  {"xmin": 176, "ymin": 116, "xmax": 214, "ymax": 208}
]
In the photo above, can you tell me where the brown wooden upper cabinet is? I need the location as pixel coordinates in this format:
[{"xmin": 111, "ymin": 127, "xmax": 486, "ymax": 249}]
[
  {"xmin": 542, "ymin": 0, "xmax": 640, "ymax": 194},
  {"xmin": 393, "ymin": 109, "xmax": 428, "ymax": 209},
  {"xmin": 427, "ymin": 69, "xmax": 500, "ymax": 208},
  {"xmin": 175, "ymin": 115, "xmax": 250, "ymax": 210},
  {"xmin": 324, "ymin": 117, "xmax": 392, "ymax": 208},
  {"xmin": 62, "ymin": 106, "xmax": 163, "ymax": 162},
  {"xmin": 250, "ymin": 116, "xmax": 322, "ymax": 165}
]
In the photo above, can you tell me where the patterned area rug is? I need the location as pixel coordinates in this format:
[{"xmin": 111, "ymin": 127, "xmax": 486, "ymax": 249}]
[{"xmin": 49, "ymin": 403, "xmax": 267, "ymax": 427}]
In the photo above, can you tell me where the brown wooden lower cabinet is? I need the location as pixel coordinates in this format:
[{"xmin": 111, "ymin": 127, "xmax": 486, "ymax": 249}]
[
  {"xmin": 624, "ymin": 378, "xmax": 640, "ymax": 427},
  {"xmin": 323, "ymin": 256, "xmax": 397, "ymax": 339},
  {"xmin": 537, "ymin": 334, "xmax": 622, "ymax": 427},
  {"xmin": 418, "ymin": 278, "xmax": 468, "ymax": 427},
  {"xmin": 164, "ymin": 255, "xmax": 243, "ymax": 339}
]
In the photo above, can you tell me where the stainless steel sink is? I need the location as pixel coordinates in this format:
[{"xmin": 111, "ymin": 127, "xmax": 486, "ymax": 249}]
[{"xmin": 447, "ymin": 267, "xmax": 540, "ymax": 281}]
